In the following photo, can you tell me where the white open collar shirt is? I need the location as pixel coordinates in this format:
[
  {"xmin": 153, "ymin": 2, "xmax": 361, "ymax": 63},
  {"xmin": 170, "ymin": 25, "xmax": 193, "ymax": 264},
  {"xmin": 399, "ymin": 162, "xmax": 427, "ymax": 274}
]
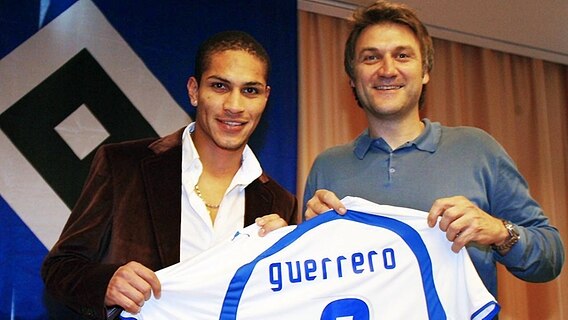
[{"xmin": 180, "ymin": 123, "xmax": 262, "ymax": 261}]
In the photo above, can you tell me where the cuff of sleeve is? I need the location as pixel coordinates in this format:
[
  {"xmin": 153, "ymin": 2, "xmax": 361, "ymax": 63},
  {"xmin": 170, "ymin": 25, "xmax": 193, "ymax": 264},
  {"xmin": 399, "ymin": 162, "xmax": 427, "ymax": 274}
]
[{"xmin": 78, "ymin": 263, "xmax": 122, "ymax": 319}]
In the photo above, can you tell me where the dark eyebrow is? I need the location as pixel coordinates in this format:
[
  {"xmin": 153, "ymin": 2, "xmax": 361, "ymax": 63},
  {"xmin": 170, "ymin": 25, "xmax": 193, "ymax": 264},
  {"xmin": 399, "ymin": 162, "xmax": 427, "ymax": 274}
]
[
  {"xmin": 360, "ymin": 47, "xmax": 379, "ymax": 52},
  {"xmin": 395, "ymin": 45, "xmax": 417, "ymax": 53},
  {"xmin": 205, "ymin": 75, "xmax": 230, "ymax": 83},
  {"xmin": 206, "ymin": 75, "xmax": 266, "ymax": 87},
  {"xmin": 359, "ymin": 45, "xmax": 417, "ymax": 54},
  {"xmin": 244, "ymin": 81, "xmax": 266, "ymax": 87}
]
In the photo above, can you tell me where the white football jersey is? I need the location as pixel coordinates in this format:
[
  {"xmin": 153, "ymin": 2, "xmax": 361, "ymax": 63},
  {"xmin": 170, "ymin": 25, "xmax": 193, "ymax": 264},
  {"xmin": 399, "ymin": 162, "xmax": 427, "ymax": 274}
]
[{"xmin": 121, "ymin": 196, "xmax": 499, "ymax": 320}]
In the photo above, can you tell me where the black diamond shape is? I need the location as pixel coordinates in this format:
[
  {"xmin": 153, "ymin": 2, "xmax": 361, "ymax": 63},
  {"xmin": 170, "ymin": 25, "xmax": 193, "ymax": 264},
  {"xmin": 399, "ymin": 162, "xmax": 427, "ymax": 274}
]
[{"xmin": 0, "ymin": 49, "xmax": 159, "ymax": 208}]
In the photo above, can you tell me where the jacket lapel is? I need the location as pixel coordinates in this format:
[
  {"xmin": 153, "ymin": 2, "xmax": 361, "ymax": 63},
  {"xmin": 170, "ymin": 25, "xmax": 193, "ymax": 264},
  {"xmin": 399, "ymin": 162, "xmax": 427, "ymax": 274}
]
[
  {"xmin": 244, "ymin": 174, "xmax": 273, "ymax": 226},
  {"xmin": 138, "ymin": 128, "xmax": 277, "ymax": 266},
  {"xmin": 141, "ymin": 130, "xmax": 184, "ymax": 268}
]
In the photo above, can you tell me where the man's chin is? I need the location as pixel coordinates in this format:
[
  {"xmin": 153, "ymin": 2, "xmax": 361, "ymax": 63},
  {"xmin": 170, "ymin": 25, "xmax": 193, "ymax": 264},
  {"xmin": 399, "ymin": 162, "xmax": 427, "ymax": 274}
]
[{"xmin": 215, "ymin": 140, "xmax": 247, "ymax": 152}]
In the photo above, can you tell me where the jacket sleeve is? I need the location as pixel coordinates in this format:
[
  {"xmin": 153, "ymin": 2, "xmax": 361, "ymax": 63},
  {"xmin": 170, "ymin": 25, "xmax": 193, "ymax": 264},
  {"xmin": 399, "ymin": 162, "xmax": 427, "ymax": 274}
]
[
  {"xmin": 266, "ymin": 177, "xmax": 299, "ymax": 225},
  {"xmin": 41, "ymin": 145, "xmax": 121, "ymax": 320},
  {"xmin": 281, "ymin": 187, "xmax": 299, "ymax": 225}
]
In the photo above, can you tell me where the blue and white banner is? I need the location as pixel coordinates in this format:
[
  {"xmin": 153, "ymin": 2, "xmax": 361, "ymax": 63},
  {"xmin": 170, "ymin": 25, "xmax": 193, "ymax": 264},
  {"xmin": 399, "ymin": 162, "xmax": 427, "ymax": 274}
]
[{"xmin": 0, "ymin": 1, "xmax": 297, "ymax": 317}]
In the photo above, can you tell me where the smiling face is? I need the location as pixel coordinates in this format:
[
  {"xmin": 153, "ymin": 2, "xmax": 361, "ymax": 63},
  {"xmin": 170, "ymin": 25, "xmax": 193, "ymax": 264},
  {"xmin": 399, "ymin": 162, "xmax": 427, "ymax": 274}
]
[
  {"xmin": 188, "ymin": 49, "xmax": 270, "ymax": 153},
  {"xmin": 351, "ymin": 22, "xmax": 430, "ymax": 122}
]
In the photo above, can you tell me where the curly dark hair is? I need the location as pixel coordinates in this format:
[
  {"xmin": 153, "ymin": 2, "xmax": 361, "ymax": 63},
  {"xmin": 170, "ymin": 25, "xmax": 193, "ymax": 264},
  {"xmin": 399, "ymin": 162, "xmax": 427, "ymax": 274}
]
[{"xmin": 194, "ymin": 30, "xmax": 271, "ymax": 83}]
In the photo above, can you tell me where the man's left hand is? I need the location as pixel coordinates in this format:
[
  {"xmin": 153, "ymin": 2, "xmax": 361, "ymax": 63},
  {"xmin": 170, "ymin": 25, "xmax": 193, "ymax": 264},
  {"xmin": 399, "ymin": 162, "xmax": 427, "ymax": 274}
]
[
  {"xmin": 427, "ymin": 196, "xmax": 508, "ymax": 253},
  {"xmin": 256, "ymin": 214, "xmax": 288, "ymax": 237}
]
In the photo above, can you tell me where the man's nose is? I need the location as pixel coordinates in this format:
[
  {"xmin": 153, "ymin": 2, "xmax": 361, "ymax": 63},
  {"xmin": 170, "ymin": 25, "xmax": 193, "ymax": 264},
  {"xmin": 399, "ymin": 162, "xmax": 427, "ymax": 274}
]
[
  {"xmin": 224, "ymin": 90, "xmax": 245, "ymax": 113},
  {"xmin": 377, "ymin": 55, "xmax": 396, "ymax": 77}
]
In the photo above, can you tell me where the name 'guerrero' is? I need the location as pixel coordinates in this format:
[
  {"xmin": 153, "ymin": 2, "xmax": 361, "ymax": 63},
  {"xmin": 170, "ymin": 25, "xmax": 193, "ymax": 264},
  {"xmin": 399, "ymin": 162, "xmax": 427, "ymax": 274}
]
[{"xmin": 268, "ymin": 248, "xmax": 397, "ymax": 292}]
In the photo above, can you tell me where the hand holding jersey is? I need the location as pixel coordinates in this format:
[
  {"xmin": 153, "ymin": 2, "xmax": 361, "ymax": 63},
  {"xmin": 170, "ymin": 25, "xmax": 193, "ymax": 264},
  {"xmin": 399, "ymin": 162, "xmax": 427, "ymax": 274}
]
[
  {"xmin": 105, "ymin": 262, "xmax": 161, "ymax": 314},
  {"xmin": 105, "ymin": 215, "xmax": 288, "ymax": 314},
  {"xmin": 307, "ymin": 190, "xmax": 515, "ymax": 254}
]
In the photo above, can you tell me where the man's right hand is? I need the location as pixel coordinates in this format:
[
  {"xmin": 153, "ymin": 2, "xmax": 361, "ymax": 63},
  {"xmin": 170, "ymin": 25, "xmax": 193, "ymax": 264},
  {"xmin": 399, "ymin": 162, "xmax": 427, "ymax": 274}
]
[
  {"xmin": 104, "ymin": 261, "xmax": 161, "ymax": 314},
  {"xmin": 304, "ymin": 189, "xmax": 347, "ymax": 220}
]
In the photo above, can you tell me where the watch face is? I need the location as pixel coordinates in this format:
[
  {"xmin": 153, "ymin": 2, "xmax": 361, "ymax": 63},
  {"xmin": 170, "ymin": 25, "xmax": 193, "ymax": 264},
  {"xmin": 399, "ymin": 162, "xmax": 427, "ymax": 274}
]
[
  {"xmin": 492, "ymin": 220, "xmax": 520, "ymax": 252},
  {"xmin": 504, "ymin": 221, "xmax": 520, "ymax": 238}
]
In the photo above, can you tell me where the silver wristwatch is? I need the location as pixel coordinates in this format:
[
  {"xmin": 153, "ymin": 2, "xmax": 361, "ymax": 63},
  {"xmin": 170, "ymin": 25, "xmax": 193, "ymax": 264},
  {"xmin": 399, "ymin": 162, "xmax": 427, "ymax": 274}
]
[{"xmin": 491, "ymin": 219, "xmax": 520, "ymax": 251}]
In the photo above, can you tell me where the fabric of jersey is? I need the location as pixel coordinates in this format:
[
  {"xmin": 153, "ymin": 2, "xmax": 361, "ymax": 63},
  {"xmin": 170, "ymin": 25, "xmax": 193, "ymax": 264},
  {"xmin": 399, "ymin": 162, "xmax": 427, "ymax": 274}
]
[
  {"xmin": 120, "ymin": 197, "xmax": 499, "ymax": 320},
  {"xmin": 303, "ymin": 119, "xmax": 564, "ymax": 298},
  {"xmin": 180, "ymin": 122, "xmax": 262, "ymax": 261}
]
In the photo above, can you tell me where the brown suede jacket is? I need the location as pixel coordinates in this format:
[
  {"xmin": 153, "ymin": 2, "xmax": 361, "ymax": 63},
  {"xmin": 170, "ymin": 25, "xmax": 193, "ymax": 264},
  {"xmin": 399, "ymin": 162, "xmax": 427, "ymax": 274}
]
[{"xmin": 41, "ymin": 129, "xmax": 298, "ymax": 319}]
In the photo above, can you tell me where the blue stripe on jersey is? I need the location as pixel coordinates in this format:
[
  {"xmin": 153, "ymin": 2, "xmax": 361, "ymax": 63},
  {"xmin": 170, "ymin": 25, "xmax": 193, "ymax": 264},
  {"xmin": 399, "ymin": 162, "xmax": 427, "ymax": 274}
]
[{"xmin": 219, "ymin": 209, "xmax": 446, "ymax": 319}]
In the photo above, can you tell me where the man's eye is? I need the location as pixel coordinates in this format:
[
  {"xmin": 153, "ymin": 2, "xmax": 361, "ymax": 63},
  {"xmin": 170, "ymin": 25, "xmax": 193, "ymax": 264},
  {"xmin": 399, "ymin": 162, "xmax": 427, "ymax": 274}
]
[
  {"xmin": 397, "ymin": 53, "xmax": 410, "ymax": 59},
  {"xmin": 243, "ymin": 87, "xmax": 260, "ymax": 95},
  {"xmin": 363, "ymin": 55, "xmax": 378, "ymax": 61},
  {"xmin": 211, "ymin": 82, "xmax": 227, "ymax": 90}
]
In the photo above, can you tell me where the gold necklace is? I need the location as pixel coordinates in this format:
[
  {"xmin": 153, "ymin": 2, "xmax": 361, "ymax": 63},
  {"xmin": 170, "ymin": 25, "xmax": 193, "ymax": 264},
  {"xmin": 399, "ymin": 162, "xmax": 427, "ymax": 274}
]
[{"xmin": 194, "ymin": 184, "xmax": 220, "ymax": 209}]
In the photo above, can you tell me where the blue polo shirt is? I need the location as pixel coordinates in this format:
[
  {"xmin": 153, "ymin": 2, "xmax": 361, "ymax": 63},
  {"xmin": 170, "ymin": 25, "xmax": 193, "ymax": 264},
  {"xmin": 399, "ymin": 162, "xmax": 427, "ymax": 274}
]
[{"xmin": 303, "ymin": 118, "xmax": 564, "ymax": 297}]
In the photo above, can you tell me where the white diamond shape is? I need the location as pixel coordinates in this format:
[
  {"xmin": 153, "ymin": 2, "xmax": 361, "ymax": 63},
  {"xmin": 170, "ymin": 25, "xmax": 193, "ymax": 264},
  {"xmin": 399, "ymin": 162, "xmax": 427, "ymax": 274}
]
[{"xmin": 54, "ymin": 104, "xmax": 109, "ymax": 160}]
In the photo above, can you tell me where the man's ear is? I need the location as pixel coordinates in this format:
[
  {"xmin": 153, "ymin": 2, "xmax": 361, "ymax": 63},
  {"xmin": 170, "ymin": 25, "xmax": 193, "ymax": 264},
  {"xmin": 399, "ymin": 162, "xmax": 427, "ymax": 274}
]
[
  {"xmin": 187, "ymin": 77, "xmax": 199, "ymax": 107},
  {"xmin": 422, "ymin": 71, "xmax": 430, "ymax": 85}
]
